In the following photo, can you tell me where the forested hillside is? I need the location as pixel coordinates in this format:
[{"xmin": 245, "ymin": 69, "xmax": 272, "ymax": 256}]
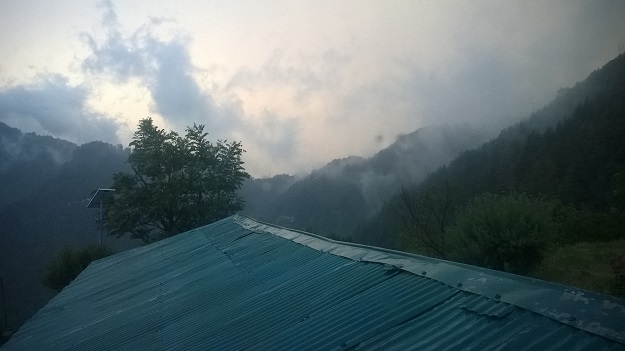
[
  {"xmin": 0, "ymin": 123, "xmax": 75, "ymax": 208},
  {"xmin": 241, "ymin": 123, "xmax": 488, "ymax": 236},
  {"xmin": 0, "ymin": 125, "xmax": 137, "ymax": 328},
  {"xmin": 359, "ymin": 53, "xmax": 625, "ymax": 294},
  {"xmin": 243, "ymin": 53, "xmax": 625, "ymax": 248},
  {"xmin": 239, "ymin": 174, "xmax": 297, "ymax": 221}
]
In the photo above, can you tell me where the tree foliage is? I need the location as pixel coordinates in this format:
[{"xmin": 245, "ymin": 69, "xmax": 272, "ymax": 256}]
[
  {"xmin": 393, "ymin": 181, "xmax": 452, "ymax": 259},
  {"xmin": 609, "ymin": 254, "xmax": 625, "ymax": 297},
  {"xmin": 448, "ymin": 192, "xmax": 564, "ymax": 275},
  {"xmin": 42, "ymin": 245, "xmax": 113, "ymax": 291},
  {"xmin": 104, "ymin": 118, "xmax": 249, "ymax": 243}
]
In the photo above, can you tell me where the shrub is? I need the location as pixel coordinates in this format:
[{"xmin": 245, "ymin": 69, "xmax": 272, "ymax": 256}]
[
  {"xmin": 448, "ymin": 192, "xmax": 563, "ymax": 275},
  {"xmin": 43, "ymin": 245, "xmax": 113, "ymax": 291},
  {"xmin": 610, "ymin": 254, "xmax": 625, "ymax": 297}
]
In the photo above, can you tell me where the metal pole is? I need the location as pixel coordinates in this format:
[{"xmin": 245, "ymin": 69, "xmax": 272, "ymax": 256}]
[{"xmin": 99, "ymin": 200, "xmax": 103, "ymax": 245}]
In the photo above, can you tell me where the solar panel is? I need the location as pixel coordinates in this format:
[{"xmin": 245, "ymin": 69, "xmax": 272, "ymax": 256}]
[{"xmin": 86, "ymin": 188, "xmax": 115, "ymax": 208}]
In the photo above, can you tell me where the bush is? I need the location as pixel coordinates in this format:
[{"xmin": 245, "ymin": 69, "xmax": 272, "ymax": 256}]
[
  {"xmin": 531, "ymin": 240, "xmax": 625, "ymax": 295},
  {"xmin": 448, "ymin": 192, "xmax": 563, "ymax": 275},
  {"xmin": 560, "ymin": 206, "xmax": 625, "ymax": 243},
  {"xmin": 610, "ymin": 254, "xmax": 625, "ymax": 297},
  {"xmin": 42, "ymin": 245, "xmax": 113, "ymax": 291}
]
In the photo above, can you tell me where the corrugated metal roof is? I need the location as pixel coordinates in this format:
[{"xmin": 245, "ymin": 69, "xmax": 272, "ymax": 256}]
[{"xmin": 2, "ymin": 215, "xmax": 625, "ymax": 350}]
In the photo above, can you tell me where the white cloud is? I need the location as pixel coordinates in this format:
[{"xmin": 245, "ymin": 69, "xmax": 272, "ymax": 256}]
[{"xmin": 0, "ymin": 0, "xmax": 624, "ymax": 176}]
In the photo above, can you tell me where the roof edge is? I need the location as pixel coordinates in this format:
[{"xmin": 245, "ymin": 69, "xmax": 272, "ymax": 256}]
[{"xmin": 233, "ymin": 215, "xmax": 625, "ymax": 344}]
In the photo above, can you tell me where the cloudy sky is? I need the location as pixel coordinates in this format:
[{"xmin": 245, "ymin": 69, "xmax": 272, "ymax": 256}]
[{"xmin": 1, "ymin": 1, "xmax": 624, "ymax": 177}]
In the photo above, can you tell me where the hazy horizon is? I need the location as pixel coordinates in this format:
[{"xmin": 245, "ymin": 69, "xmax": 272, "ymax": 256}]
[{"xmin": 1, "ymin": 0, "xmax": 624, "ymax": 177}]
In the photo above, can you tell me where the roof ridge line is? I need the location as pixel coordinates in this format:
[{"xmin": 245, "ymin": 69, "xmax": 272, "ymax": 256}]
[{"xmin": 232, "ymin": 214, "xmax": 625, "ymax": 344}]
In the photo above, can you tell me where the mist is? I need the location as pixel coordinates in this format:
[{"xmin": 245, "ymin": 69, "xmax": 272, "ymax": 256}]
[{"xmin": 1, "ymin": 1, "xmax": 624, "ymax": 176}]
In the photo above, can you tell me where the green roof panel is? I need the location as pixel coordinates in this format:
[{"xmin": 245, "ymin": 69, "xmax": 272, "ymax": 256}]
[{"xmin": 2, "ymin": 215, "xmax": 624, "ymax": 350}]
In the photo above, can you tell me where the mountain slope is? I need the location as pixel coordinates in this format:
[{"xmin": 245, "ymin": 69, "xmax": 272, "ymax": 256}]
[
  {"xmin": 242, "ymin": 123, "xmax": 488, "ymax": 235},
  {"xmin": 0, "ymin": 122, "xmax": 76, "ymax": 209},
  {"xmin": 242, "ymin": 55, "xmax": 625, "ymax": 238},
  {"xmin": 0, "ymin": 126, "xmax": 137, "ymax": 329},
  {"xmin": 361, "ymin": 53, "xmax": 625, "ymax": 248}
]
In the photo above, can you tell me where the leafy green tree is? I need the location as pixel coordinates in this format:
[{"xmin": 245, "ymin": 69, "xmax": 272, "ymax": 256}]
[
  {"xmin": 104, "ymin": 118, "xmax": 249, "ymax": 243},
  {"xmin": 448, "ymin": 192, "xmax": 564, "ymax": 275},
  {"xmin": 43, "ymin": 246, "xmax": 113, "ymax": 291}
]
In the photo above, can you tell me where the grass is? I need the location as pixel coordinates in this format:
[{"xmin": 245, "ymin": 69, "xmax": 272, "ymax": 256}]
[
  {"xmin": 398, "ymin": 234, "xmax": 625, "ymax": 297},
  {"xmin": 531, "ymin": 239, "xmax": 625, "ymax": 296}
]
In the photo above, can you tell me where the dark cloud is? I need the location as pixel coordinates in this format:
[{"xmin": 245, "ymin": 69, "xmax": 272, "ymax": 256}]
[
  {"xmin": 82, "ymin": 1, "xmax": 238, "ymax": 138},
  {"xmin": 559, "ymin": 1, "xmax": 625, "ymax": 71},
  {"xmin": 80, "ymin": 1, "xmax": 302, "ymax": 175},
  {"xmin": 395, "ymin": 1, "xmax": 625, "ymax": 136},
  {"xmin": 0, "ymin": 74, "xmax": 120, "ymax": 144},
  {"xmin": 81, "ymin": 31, "xmax": 147, "ymax": 81},
  {"xmin": 400, "ymin": 50, "xmax": 525, "ymax": 134},
  {"xmin": 97, "ymin": 0, "xmax": 119, "ymax": 28},
  {"xmin": 82, "ymin": 0, "xmax": 146, "ymax": 81},
  {"xmin": 144, "ymin": 37, "xmax": 230, "ymax": 133}
]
